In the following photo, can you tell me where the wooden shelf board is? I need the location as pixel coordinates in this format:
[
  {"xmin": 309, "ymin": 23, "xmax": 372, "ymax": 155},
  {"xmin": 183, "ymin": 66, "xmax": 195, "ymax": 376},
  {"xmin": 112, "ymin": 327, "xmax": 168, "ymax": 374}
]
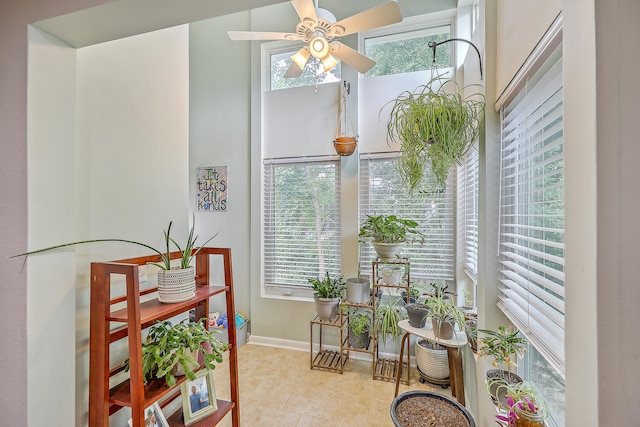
[
  {"xmin": 109, "ymin": 285, "xmax": 227, "ymax": 323},
  {"xmin": 165, "ymin": 400, "xmax": 234, "ymax": 426}
]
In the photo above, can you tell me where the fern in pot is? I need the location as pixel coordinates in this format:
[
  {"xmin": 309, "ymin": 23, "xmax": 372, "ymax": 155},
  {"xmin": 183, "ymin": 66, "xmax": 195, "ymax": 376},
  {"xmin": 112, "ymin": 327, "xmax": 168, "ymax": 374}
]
[{"xmin": 384, "ymin": 75, "xmax": 485, "ymax": 192}]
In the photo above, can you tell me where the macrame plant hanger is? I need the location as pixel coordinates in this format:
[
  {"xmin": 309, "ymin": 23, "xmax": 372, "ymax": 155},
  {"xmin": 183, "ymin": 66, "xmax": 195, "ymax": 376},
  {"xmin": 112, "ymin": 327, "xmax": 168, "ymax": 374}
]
[{"xmin": 333, "ymin": 80, "xmax": 358, "ymax": 156}]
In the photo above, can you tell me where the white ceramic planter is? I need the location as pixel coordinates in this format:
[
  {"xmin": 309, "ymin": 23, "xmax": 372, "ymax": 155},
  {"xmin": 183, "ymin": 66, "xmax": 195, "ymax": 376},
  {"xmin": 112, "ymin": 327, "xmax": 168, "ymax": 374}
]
[{"xmin": 157, "ymin": 266, "xmax": 196, "ymax": 303}]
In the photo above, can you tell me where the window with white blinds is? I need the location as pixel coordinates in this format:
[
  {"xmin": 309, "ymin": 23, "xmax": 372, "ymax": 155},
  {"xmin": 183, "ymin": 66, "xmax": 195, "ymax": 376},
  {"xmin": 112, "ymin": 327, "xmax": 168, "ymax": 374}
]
[
  {"xmin": 498, "ymin": 47, "xmax": 565, "ymax": 373},
  {"xmin": 359, "ymin": 153, "xmax": 454, "ymax": 280},
  {"xmin": 458, "ymin": 145, "xmax": 479, "ymax": 281},
  {"xmin": 263, "ymin": 157, "xmax": 342, "ymax": 290}
]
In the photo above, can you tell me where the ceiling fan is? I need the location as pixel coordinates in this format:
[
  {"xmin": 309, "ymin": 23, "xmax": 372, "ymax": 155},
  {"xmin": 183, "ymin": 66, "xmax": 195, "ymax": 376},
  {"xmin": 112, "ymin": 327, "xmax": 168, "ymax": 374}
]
[{"xmin": 228, "ymin": 0, "xmax": 403, "ymax": 77}]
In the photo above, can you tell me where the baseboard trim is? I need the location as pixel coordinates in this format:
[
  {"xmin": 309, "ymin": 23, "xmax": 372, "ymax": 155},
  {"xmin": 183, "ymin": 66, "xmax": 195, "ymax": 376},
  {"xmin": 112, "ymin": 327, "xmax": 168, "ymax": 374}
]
[{"xmin": 247, "ymin": 335, "xmax": 416, "ymax": 364}]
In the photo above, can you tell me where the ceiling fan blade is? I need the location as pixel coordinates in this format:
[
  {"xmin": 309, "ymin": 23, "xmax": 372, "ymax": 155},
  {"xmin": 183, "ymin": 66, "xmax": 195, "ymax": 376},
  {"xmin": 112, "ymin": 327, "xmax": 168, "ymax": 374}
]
[
  {"xmin": 330, "ymin": 42, "xmax": 376, "ymax": 74},
  {"xmin": 291, "ymin": 0, "xmax": 317, "ymax": 24},
  {"xmin": 227, "ymin": 31, "xmax": 297, "ymax": 41},
  {"xmin": 284, "ymin": 61, "xmax": 305, "ymax": 78},
  {"xmin": 332, "ymin": 1, "xmax": 403, "ymax": 36}
]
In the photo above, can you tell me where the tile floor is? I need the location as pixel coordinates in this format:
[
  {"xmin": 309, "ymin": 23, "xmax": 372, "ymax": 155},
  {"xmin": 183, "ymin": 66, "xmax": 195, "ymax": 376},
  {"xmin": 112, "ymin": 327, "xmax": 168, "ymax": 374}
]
[{"xmin": 212, "ymin": 343, "xmax": 453, "ymax": 427}]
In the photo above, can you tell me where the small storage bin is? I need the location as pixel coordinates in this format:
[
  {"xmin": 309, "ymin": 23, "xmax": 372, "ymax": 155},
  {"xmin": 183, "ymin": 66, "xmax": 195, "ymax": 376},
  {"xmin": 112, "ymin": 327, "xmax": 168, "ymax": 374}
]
[{"xmin": 213, "ymin": 312, "xmax": 249, "ymax": 347}]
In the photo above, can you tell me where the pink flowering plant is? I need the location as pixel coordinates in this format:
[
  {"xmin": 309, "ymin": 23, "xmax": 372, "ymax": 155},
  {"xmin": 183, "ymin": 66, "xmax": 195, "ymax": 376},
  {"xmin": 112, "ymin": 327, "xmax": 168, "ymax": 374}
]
[{"xmin": 494, "ymin": 381, "xmax": 548, "ymax": 426}]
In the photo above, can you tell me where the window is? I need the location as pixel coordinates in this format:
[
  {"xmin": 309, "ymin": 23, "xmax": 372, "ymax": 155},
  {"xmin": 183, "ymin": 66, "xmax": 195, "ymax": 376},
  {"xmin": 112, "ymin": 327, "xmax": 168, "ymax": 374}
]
[
  {"xmin": 498, "ymin": 46, "xmax": 565, "ymax": 375},
  {"xmin": 459, "ymin": 145, "xmax": 479, "ymax": 283},
  {"xmin": 363, "ymin": 24, "xmax": 451, "ymax": 77},
  {"xmin": 269, "ymin": 48, "xmax": 341, "ymax": 91},
  {"xmin": 359, "ymin": 154, "xmax": 454, "ymax": 282},
  {"xmin": 263, "ymin": 157, "xmax": 341, "ymax": 295}
]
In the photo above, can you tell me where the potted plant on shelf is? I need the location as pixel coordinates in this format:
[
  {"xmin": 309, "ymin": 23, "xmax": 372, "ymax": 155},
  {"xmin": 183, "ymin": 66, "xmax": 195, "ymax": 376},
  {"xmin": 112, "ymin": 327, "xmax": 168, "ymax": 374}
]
[
  {"xmin": 345, "ymin": 244, "xmax": 371, "ymax": 304},
  {"xmin": 374, "ymin": 299, "xmax": 408, "ymax": 354},
  {"xmin": 358, "ymin": 214, "xmax": 424, "ymax": 259},
  {"xmin": 125, "ymin": 318, "xmax": 227, "ymax": 388},
  {"xmin": 494, "ymin": 381, "xmax": 548, "ymax": 427},
  {"xmin": 12, "ymin": 215, "xmax": 217, "ymax": 303},
  {"xmin": 347, "ymin": 309, "xmax": 371, "ymax": 349},
  {"xmin": 309, "ymin": 272, "xmax": 346, "ymax": 321},
  {"xmin": 384, "ymin": 75, "xmax": 485, "ymax": 192},
  {"xmin": 478, "ymin": 325, "xmax": 528, "ymax": 405}
]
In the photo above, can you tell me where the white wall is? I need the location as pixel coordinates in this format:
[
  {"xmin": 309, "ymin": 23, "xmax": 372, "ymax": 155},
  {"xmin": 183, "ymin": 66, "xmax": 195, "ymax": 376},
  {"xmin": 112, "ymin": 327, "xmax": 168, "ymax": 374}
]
[
  {"xmin": 495, "ymin": 0, "xmax": 561, "ymax": 98},
  {"xmin": 27, "ymin": 26, "xmax": 78, "ymax": 427},
  {"xmin": 27, "ymin": 25, "xmax": 190, "ymax": 426}
]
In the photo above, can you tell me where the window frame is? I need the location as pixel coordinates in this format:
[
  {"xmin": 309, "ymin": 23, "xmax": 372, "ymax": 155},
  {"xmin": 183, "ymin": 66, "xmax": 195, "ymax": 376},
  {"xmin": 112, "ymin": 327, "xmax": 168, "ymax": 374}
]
[{"xmin": 262, "ymin": 155, "xmax": 342, "ymax": 300}]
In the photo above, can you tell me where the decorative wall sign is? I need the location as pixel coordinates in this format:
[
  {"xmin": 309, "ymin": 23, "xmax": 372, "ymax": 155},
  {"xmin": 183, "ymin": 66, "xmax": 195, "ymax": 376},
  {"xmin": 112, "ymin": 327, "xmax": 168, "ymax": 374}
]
[{"xmin": 196, "ymin": 166, "xmax": 228, "ymax": 211}]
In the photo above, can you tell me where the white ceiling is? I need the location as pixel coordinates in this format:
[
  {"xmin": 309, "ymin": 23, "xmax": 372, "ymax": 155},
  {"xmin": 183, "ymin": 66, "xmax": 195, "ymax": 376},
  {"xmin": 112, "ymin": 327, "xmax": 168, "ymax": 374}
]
[{"xmin": 32, "ymin": 0, "xmax": 287, "ymax": 48}]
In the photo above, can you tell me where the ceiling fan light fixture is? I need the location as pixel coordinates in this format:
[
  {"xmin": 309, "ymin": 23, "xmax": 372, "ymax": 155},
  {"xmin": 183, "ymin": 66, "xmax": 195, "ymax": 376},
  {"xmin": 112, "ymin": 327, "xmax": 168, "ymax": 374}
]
[
  {"xmin": 291, "ymin": 47, "xmax": 311, "ymax": 70},
  {"xmin": 309, "ymin": 34, "xmax": 329, "ymax": 59},
  {"xmin": 321, "ymin": 53, "xmax": 339, "ymax": 72}
]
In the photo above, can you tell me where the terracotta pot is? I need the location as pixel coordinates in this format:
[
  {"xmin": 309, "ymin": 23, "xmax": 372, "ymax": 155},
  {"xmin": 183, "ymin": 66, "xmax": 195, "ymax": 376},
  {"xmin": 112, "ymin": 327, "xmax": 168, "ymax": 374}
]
[
  {"xmin": 514, "ymin": 407, "xmax": 546, "ymax": 427},
  {"xmin": 333, "ymin": 136, "xmax": 357, "ymax": 156}
]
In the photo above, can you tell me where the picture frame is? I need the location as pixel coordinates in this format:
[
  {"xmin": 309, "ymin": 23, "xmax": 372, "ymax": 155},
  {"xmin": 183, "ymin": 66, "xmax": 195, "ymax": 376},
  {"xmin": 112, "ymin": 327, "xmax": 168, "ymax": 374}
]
[
  {"xmin": 127, "ymin": 402, "xmax": 168, "ymax": 427},
  {"xmin": 181, "ymin": 369, "xmax": 218, "ymax": 425}
]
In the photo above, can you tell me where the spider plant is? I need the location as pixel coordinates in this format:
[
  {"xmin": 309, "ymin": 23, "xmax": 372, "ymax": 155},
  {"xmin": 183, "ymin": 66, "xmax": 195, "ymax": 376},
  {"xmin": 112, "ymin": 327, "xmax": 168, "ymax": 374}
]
[{"xmin": 383, "ymin": 74, "xmax": 484, "ymax": 192}]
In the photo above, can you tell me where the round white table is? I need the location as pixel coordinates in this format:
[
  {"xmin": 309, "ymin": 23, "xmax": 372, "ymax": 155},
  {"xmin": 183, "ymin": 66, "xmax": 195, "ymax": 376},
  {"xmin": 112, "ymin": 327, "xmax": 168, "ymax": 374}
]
[{"xmin": 394, "ymin": 319, "xmax": 468, "ymax": 405}]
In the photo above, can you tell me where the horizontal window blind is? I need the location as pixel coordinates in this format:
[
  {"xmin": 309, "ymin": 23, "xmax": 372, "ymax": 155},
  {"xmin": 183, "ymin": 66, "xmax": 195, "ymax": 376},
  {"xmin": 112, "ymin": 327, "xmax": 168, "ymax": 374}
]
[
  {"xmin": 498, "ymin": 48, "xmax": 565, "ymax": 374},
  {"xmin": 263, "ymin": 157, "xmax": 341, "ymax": 288},
  {"xmin": 359, "ymin": 153, "xmax": 454, "ymax": 280},
  {"xmin": 459, "ymin": 146, "xmax": 479, "ymax": 281}
]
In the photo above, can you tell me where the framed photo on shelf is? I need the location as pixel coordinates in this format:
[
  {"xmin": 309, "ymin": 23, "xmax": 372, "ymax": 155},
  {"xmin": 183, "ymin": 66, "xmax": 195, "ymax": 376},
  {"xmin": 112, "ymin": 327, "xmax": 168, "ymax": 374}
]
[
  {"xmin": 181, "ymin": 369, "xmax": 218, "ymax": 425},
  {"xmin": 128, "ymin": 402, "xmax": 168, "ymax": 427}
]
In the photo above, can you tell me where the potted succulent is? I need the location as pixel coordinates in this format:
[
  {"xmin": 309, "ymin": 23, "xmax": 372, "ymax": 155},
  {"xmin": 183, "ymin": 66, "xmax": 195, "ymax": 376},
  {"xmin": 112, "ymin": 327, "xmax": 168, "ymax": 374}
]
[
  {"xmin": 309, "ymin": 272, "xmax": 346, "ymax": 321},
  {"xmin": 494, "ymin": 381, "xmax": 548, "ymax": 427},
  {"xmin": 347, "ymin": 309, "xmax": 371, "ymax": 349},
  {"xmin": 358, "ymin": 214, "xmax": 424, "ymax": 259},
  {"xmin": 384, "ymin": 75, "xmax": 485, "ymax": 192},
  {"xmin": 125, "ymin": 318, "xmax": 227, "ymax": 388},
  {"xmin": 478, "ymin": 325, "xmax": 528, "ymax": 405},
  {"xmin": 12, "ymin": 215, "xmax": 217, "ymax": 303},
  {"xmin": 374, "ymin": 299, "xmax": 407, "ymax": 353}
]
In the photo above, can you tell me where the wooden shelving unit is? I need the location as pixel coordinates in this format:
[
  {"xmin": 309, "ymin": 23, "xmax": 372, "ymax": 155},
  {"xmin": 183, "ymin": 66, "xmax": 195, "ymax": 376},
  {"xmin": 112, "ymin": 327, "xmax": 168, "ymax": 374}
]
[
  {"xmin": 309, "ymin": 314, "xmax": 348, "ymax": 374},
  {"xmin": 88, "ymin": 247, "xmax": 239, "ymax": 427}
]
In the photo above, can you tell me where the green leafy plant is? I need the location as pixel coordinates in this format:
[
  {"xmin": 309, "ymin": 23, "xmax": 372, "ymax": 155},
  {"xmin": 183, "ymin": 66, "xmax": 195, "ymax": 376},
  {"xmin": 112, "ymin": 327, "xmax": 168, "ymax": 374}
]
[
  {"xmin": 308, "ymin": 272, "xmax": 346, "ymax": 299},
  {"xmin": 125, "ymin": 318, "xmax": 227, "ymax": 388},
  {"xmin": 349, "ymin": 311, "xmax": 371, "ymax": 335},
  {"xmin": 383, "ymin": 74, "xmax": 485, "ymax": 192},
  {"xmin": 425, "ymin": 292, "xmax": 466, "ymax": 333},
  {"xmin": 358, "ymin": 214, "xmax": 424, "ymax": 244},
  {"xmin": 12, "ymin": 214, "xmax": 217, "ymax": 270},
  {"xmin": 493, "ymin": 380, "xmax": 548, "ymax": 426},
  {"xmin": 477, "ymin": 326, "xmax": 528, "ymax": 376},
  {"xmin": 374, "ymin": 300, "xmax": 408, "ymax": 344}
]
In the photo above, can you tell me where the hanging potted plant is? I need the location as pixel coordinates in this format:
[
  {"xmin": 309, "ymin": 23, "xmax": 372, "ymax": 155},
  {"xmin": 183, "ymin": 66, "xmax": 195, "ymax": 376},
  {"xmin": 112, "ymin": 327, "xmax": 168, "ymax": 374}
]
[
  {"xmin": 358, "ymin": 214, "xmax": 424, "ymax": 259},
  {"xmin": 384, "ymin": 75, "xmax": 484, "ymax": 192},
  {"xmin": 333, "ymin": 81, "xmax": 358, "ymax": 156},
  {"xmin": 478, "ymin": 325, "xmax": 528, "ymax": 405},
  {"xmin": 309, "ymin": 272, "xmax": 346, "ymax": 321}
]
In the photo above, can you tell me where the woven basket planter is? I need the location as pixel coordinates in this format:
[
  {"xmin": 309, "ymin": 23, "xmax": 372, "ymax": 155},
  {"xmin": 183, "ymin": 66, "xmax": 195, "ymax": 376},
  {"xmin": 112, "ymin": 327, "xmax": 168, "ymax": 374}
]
[
  {"xmin": 157, "ymin": 266, "xmax": 196, "ymax": 303},
  {"xmin": 416, "ymin": 338, "xmax": 450, "ymax": 380}
]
